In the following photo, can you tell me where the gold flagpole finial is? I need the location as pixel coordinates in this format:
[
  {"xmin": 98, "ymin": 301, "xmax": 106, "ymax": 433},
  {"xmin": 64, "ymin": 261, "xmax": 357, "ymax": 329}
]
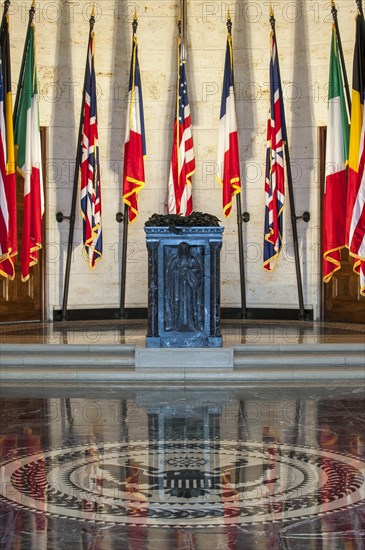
[
  {"xmin": 269, "ymin": 2, "xmax": 274, "ymax": 17},
  {"xmin": 91, "ymin": 4, "xmax": 95, "ymax": 17},
  {"xmin": 132, "ymin": 10, "xmax": 138, "ymax": 33},
  {"xmin": 226, "ymin": 7, "xmax": 232, "ymax": 34},
  {"xmin": 31, "ymin": 0, "xmax": 35, "ymax": 7},
  {"xmin": 331, "ymin": 0, "xmax": 335, "ymax": 7}
]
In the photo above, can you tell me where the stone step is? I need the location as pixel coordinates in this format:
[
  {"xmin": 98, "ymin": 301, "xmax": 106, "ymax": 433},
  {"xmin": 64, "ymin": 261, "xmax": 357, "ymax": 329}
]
[
  {"xmin": 0, "ymin": 343, "xmax": 363, "ymax": 385},
  {"xmin": 234, "ymin": 343, "xmax": 365, "ymax": 355},
  {"xmin": 0, "ymin": 344, "xmax": 135, "ymax": 355},
  {"xmin": 1, "ymin": 364, "xmax": 363, "ymax": 385},
  {"xmin": 234, "ymin": 354, "xmax": 364, "ymax": 368},
  {"xmin": 0, "ymin": 355, "xmax": 135, "ymax": 367}
]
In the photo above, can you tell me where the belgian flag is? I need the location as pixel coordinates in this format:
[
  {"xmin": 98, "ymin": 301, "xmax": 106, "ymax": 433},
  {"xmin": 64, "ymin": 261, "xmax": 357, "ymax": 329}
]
[{"xmin": 0, "ymin": 7, "xmax": 17, "ymax": 279}]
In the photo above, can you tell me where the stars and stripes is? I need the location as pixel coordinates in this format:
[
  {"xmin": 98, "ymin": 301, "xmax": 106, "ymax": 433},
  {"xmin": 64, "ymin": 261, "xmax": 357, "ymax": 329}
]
[
  {"xmin": 263, "ymin": 31, "xmax": 286, "ymax": 271},
  {"xmin": 80, "ymin": 32, "xmax": 102, "ymax": 268},
  {"xmin": 216, "ymin": 26, "xmax": 241, "ymax": 218},
  {"xmin": 350, "ymin": 125, "xmax": 365, "ymax": 294},
  {"xmin": 168, "ymin": 34, "xmax": 195, "ymax": 216},
  {"xmin": 122, "ymin": 22, "xmax": 146, "ymax": 223},
  {"xmin": 14, "ymin": 22, "xmax": 43, "ymax": 282},
  {"xmin": 323, "ymin": 25, "xmax": 349, "ymax": 283},
  {"xmin": 0, "ymin": 8, "xmax": 17, "ymax": 280},
  {"xmin": 347, "ymin": 12, "xmax": 365, "ymax": 296}
]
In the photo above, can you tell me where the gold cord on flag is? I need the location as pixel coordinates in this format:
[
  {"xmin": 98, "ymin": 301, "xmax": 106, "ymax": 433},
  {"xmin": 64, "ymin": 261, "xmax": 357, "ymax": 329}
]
[{"xmin": 130, "ymin": 14, "xmax": 138, "ymax": 131}]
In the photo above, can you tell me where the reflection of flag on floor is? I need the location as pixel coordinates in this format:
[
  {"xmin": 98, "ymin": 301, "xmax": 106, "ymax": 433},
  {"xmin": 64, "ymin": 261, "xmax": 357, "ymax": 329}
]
[
  {"xmin": 263, "ymin": 30, "xmax": 286, "ymax": 271},
  {"xmin": 216, "ymin": 25, "xmax": 241, "ymax": 218},
  {"xmin": 168, "ymin": 33, "xmax": 195, "ymax": 216},
  {"xmin": 0, "ymin": 11, "xmax": 17, "ymax": 279},
  {"xmin": 122, "ymin": 20, "xmax": 146, "ymax": 223},
  {"xmin": 323, "ymin": 25, "xmax": 349, "ymax": 283},
  {"xmin": 80, "ymin": 30, "xmax": 102, "ymax": 268},
  {"xmin": 14, "ymin": 23, "xmax": 43, "ymax": 282},
  {"xmin": 346, "ymin": 12, "xmax": 365, "ymax": 296}
]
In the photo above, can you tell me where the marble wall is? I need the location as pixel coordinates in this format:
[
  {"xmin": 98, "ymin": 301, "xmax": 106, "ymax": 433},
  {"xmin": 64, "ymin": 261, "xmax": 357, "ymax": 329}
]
[{"xmin": 8, "ymin": 0, "xmax": 357, "ymax": 318}]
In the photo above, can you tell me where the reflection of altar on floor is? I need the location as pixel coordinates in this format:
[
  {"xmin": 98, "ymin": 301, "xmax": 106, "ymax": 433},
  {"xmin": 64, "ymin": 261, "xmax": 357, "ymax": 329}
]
[{"xmin": 145, "ymin": 399, "xmax": 222, "ymax": 501}]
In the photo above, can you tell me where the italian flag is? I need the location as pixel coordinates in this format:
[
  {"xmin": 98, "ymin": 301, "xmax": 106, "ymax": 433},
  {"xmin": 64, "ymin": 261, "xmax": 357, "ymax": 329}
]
[
  {"xmin": 323, "ymin": 25, "xmax": 349, "ymax": 283},
  {"xmin": 14, "ymin": 23, "xmax": 44, "ymax": 282}
]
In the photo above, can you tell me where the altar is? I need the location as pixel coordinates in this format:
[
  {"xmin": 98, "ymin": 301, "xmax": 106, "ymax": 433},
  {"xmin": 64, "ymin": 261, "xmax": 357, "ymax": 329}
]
[{"xmin": 145, "ymin": 224, "xmax": 224, "ymax": 348}]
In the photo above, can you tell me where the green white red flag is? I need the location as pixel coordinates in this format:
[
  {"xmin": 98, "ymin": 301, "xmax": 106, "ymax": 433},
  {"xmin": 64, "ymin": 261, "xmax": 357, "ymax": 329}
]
[
  {"xmin": 323, "ymin": 24, "xmax": 349, "ymax": 283},
  {"xmin": 14, "ymin": 22, "xmax": 44, "ymax": 282}
]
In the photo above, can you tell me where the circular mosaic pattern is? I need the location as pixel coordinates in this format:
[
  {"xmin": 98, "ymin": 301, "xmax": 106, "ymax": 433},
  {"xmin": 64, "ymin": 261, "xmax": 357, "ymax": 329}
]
[{"xmin": 1, "ymin": 440, "xmax": 364, "ymax": 527}]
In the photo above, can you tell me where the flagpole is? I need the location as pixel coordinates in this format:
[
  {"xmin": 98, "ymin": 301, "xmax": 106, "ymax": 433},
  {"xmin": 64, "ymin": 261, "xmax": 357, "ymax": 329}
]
[
  {"xmin": 227, "ymin": 15, "xmax": 247, "ymax": 319},
  {"xmin": 180, "ymin": 0, "xmax": 187, "ymax": 62},
  {"xmin": 13, "ymin": 0, "xmax": 35, "ymax": 125},
  {"xmin": 119, "ymin": 16, "xmax": 139, "ymax": 319},
  {"xmin": 119, "ymin": 202, "xmax": 129, "ymax": 318},
  {"xmin": 59, "ymin": 11, "xmax": 95, "ymax": 321},
  {"xmin": 270, "ymin": 11, "xmax": 306, "ymax": 320},
  {"xmin": 0, "ymin": 0, "xmax": 10, "ymax": 44},
  {"xmin": 331, "ymin": 0, "xmax": 351, "ymax": 117},
  {"xmin": 356, "ymin": 0, "xmax": 364, "ymax": 18}
]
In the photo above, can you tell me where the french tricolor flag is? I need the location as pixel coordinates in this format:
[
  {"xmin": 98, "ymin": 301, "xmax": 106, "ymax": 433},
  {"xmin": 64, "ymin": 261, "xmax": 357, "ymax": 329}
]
[
  {"xmin": 216, "ymin": 28, "xmax": 241, "ymax": 218},
  {"xmin": 123, "ymin": 23, "xmax": 146, "ymax": 223}
]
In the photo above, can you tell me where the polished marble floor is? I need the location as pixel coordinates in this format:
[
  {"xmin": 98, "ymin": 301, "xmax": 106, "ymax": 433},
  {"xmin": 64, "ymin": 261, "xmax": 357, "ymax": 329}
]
[
  {"xmin": 1, "ymin": 319, "xmax": 365, "ymax": 346},
  {"xmin": 1, "ymin": 320, "xmax": 365, "ymax": 548},
  {"xmin": 1, "ymin": 385, "xmax": 364, "ymax": 549}
]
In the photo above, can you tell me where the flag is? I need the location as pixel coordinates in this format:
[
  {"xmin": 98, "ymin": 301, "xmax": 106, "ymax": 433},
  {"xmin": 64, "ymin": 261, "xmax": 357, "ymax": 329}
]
[
  {"xmin": 122, "ymin": 23, "xmax": 146, "ymax": 223},
  {"xmin": 0, "ymin": 10, "xmax": 17, "ymax": 280},
  {"xmin": 168, "ymin": 33, "xmax": 195, "ymax": 216},
  {"xmin": 352, "ymin": 130, "xmax": 365, "ymax": 294},
  {"xmin": 263, "ymin": 29, "xmax": 286, "ymax": 271},
  {"xmin": 323, "ymin": 25, "xmax": 349, "ymax": 283},
  {"xmin": 14, "ymin": 22, "xmax": 43, "ymax": 282},
  {"xmin": 216, "ymin": 26, "xmax": 241, "ymax": 218},
  {"xmin": 347, "ymin": 13, "xmax": 365, "ymax": 296},
  {"xmin": 80, "ymin": 30, "xmax": 102, "ymax": 268}
]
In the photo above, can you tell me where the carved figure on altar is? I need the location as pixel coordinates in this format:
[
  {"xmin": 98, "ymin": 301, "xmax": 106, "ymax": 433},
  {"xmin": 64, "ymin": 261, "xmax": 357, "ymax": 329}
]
[{"xmin": 165, "ymin": 242, "xmax": 204, "ymax": 332}]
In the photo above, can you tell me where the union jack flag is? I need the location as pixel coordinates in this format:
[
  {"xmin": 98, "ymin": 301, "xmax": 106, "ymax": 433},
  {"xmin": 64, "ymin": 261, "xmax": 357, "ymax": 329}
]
[
  {"xmin": 263, "ymin": 30, "xmax": 286, "ymax": 271},
  {"xmin": 80, "ymin": 32, "xmax": 102, "ymax": 268},
  {"xmin": 168, "ymin": 33, "xmax": 195, "ymax": 216}
]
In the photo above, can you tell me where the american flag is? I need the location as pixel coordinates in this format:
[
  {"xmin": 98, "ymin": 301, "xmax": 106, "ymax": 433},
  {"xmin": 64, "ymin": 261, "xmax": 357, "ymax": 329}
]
[
  {"xmin": 0, "ymin": 10, "xmax": 17, "ymax": 280},
  {"xmin": 80, "ymin": 32, "xmax": 102, "ymax": 268},
  {"xmin": 263, "ymin": 30, "xmax": 286, "ymax": 271},
  {"xmin": 216, "ymin": 27, "xmax": 241, "ymax": 218},
  {"xmin": 168, "ymin": 35, "xmax": 195, "ymax": 216},
  {"xmin": 349, "ymin": 118, "xmax": 365, "ymax": 296},
  {"xmin": 122, "ymin": 25, "xmax": 146, "ymax": 223},
  {"xmin": 347, "ymin": 13, "xmax": 365, "ymax": 296}
]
